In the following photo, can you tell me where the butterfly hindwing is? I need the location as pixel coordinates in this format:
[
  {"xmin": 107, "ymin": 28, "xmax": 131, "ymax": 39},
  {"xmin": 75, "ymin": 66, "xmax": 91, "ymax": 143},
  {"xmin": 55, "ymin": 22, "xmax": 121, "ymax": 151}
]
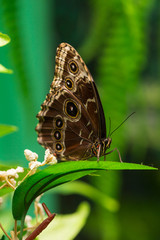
[{"xmin": 36, "ymin": 88, "xmax": 94, "ymax": 160}]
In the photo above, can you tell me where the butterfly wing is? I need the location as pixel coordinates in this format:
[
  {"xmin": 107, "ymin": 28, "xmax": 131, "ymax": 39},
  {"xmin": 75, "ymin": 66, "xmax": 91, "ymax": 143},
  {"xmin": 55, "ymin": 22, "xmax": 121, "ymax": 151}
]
[
  {"xmin": 55, "ymin": 43, "xmax": 106, "ymax": 139},
  {"xmin": 36, "ymin": 43, "xmax": 106, "ymax": 160}
]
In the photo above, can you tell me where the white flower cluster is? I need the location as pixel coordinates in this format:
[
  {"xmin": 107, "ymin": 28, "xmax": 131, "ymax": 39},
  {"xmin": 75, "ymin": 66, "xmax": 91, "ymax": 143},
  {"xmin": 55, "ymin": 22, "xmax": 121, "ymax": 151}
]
[
  {"xmin": 0, "ymin": 166, "xmax": 24, "ymax": 189},
  {"xmin": 0, "ymin": 149, "xmax": 57, "ymax": 190},
  {"xmin": 24, "ymin": 149, "xmax": 57, "ymax": 173},
  {"xmin": 34, "ymin": 195, "xmax": 45, "ymax": 221},
  {"xmin": 24, "ymin": 195, "xmax": 44, "ymax": 239},
  {"xmin": 43, "ymin": 149, "xmax": 57, "ymax": 165},
  {"xmin": 25, "ymin": 215, "xmax": 33, "ymax": 228},
  {"xmin": 24, "ymin": 150, "xmax": 38, "ymax": 162}
]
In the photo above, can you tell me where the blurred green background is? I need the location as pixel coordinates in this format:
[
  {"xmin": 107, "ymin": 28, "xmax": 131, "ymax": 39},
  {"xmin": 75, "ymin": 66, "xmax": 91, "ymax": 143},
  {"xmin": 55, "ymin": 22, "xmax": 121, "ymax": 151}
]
[{"xmin": 0, "ymin": 0, "xmax": 160, "ymax": 239}]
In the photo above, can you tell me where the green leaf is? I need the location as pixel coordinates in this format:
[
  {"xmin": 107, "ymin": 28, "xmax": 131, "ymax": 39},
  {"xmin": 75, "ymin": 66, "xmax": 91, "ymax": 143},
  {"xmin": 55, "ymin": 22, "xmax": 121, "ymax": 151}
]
[
  {"xmin": 0, "ymin": 64, "xmax": 13, "ymax": 74},
  {"xmin": 12, "ymin": 161, "xmax": 156, "ymax": 220},
  {"xmin": 0, "ymin": 124, "xmax": 18, "ymax": 137},
  {"xmin": 0, "ymin": 235, "xmax": 5, "ymax": 240},
  {"xmin": 0, "ymin": 33, "xmax": 13, "ymax": 74},
  {"xmin": 0, "ymin": 185, "xmax": 13, "ymax": 197},
  {"xmin": 0, "ymin": 32, "xmax": 10, "ymax": 47},
  {"xmin": 38, "ymin": 202, "xmax": 90, "ymax": 240},
  {"xmin": 0, "ymin": 208, "xmax": 13, "ymax": 239}
]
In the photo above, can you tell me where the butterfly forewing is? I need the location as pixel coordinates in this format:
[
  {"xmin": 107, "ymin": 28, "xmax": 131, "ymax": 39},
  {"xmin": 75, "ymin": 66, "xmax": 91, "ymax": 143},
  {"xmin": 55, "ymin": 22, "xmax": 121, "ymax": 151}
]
[{"xmin": 36, "ymin": 43, "xmax": 106, "ymax": 161}]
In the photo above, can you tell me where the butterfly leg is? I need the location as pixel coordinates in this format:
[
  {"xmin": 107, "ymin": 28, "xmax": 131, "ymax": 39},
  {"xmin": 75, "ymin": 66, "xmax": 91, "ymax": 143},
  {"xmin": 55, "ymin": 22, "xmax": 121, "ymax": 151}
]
[
  {"xmin": 104, "ymin": 148, "xmax": 123, "ymax": 162},
  {"xmin": 97, "ymin": 145, "xmax": 101, "ymax": 162}
]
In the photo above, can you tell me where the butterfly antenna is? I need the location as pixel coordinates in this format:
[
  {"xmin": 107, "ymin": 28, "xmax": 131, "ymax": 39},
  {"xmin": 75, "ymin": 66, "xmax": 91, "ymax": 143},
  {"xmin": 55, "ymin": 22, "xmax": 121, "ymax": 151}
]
[
  {"xmin": 106, "ymin": 121, "xmax": 108, "ymax": 138},
  {"xmin": 108, "ymin": 117, "xmax": 111, "ymax": 137},
  {"xmin": 110, "ymin": 112, "xmax": 135, "ymax": 137}
]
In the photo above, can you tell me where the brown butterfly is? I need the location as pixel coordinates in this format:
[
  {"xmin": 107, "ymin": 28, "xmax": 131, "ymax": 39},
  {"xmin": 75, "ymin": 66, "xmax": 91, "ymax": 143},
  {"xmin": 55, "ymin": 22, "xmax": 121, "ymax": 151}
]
[{"xmin": 36, "ymin": 43, "xmax": 122, "ymax": 161}]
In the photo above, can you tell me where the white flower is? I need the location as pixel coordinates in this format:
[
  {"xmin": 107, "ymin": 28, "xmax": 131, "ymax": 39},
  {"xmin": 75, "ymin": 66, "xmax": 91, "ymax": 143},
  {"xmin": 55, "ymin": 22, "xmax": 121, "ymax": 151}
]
[
  {"xmin": 6, "ymin": 169, "xmax": 19, "ymax": 178},
  {"xmin": 0, "ymin": 167, "xmax": 24, "ymax": 181},
  {"xmin": 0, "ymin": 166, "xmax": 24, "ymax": 189},
  {"xmin": 24, "ymin": 149, "xmax": 38, "ymax": 161},
  {"xmin": 16, "ymin": 166, "xmax": 24, "ymax": 173},
  {"xmin": 35, "ymin": 203, "xmax": 44, "ymax": 217},
  {"xmin": 24, "ymin": 149, "xmax": 57, "ymax": 175},
  {"xmin": 35, "ymin": 195, "xmax": 45, "ymax": 220},
  {"xmin": 43, "ymin": 149, "xmax": 57, "ymax": 165},
  {"xmin": 29, "ymin": 161, "xmax": 42, "ymax": 170},
  {"xmin": 25, "ymin": 215, "xmax": 33, "ymax": 228},
  {"xmin": 0, "ymin": 171, "xmax": 7, "ymax": 181},
  {"xmin": 35, "ymin": 195, "xmax": 42, "ymax": 203},
  {"xmin": 9, "ymin": 178, "xmax": 16, "ymax": 186},
  {"xmin": 0, "ymin": 197, "xmax": 3, "ymax": 206}
]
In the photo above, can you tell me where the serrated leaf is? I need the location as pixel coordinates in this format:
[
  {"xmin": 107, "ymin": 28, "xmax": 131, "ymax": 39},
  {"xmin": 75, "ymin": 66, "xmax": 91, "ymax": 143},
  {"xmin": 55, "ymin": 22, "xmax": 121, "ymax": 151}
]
[
  {"xmin": 0, "ymin": 125, "xmax": 17, "ymax": 137},
  {"xmin": 0, "ymin": 64, "xmax": 13, "ymax": 74},
  {"xmin": 12, "ymin": 161, "xmax": 156, "ymax": 220},
  {"xmin": 0, "ymin": 33, "xmax": 10, "ymax": 47}
]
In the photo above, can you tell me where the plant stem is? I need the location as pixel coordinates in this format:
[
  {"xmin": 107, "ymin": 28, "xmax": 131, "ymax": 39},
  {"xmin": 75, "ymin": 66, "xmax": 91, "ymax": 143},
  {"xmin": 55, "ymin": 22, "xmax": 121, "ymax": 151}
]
[
  {"xmin": 19, "ymin": 214, "xmax": 26, "ymax": 240},
  {"xmin": 14, "ymin": 220, "xmax": 17, "ymax": 239},
  {"xmin": 0, "ymin": 222, "xmax": 12, "ymax": 240}
]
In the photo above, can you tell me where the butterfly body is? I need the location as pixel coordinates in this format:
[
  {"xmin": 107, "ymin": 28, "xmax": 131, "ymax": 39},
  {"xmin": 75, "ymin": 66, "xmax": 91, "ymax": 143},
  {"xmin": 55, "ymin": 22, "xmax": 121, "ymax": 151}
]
[
  {"xmin": 92, "ymin": 138, "xmax": 112, "ymax": 159},
  {"xmin": 36, "ymin": 43, "xmax": 111, "ymax": 161}
]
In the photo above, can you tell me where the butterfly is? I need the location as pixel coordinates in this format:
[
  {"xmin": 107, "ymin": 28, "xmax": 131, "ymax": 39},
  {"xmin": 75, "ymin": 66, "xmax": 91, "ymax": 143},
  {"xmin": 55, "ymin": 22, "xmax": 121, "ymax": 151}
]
[{"xmin": 36, "ymin": 43, "xmax": 122, "ymax": 161}]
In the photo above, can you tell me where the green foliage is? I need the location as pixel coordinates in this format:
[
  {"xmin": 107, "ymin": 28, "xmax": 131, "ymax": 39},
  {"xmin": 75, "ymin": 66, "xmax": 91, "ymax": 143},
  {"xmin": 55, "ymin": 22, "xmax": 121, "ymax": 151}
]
[
  {"xmin": 0, "ymin": 1, "xmax": 159, "ymax": 240},
  {"xmin": 0, "ymin": 124, "xmax": 17, "ymax": 138},
  {"xmin": 0, "ymin": 207, "xmax": 13, "ymax": 239},
  {"xmin": 78, "ymin": 1, "xmax": 157, "ymax": 239},
  {"xmin": 1, "ymin": 0, "xmax": 34, "ymax": 112},
  {"xmin": 0, "ymin": 64, "xmax": 12, "ymax": 74},
  {"xmin": 97, "ymin": 0, "xmax": 154, "ymax": 144},
  {"xmin": 39, "ymin": 202, "xmax": 90, "ymax": 240},
  {"xmin": 12, "ymin": 161, "xmax": 155, "ymax": 220},
  {"xmin": 0, "ymin": 32, "xmax": 10, "ymax": 47},
  {"xmin": 0, "ymin": 32, "xmax": 12, "ymax": 73},
  {"xmin": 52, "ymin": 181, "xmax": 120, "ymax": 212},
  {"xmin": 11, "ymin": 161, "xmax": 156, "ymax": 239}
]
